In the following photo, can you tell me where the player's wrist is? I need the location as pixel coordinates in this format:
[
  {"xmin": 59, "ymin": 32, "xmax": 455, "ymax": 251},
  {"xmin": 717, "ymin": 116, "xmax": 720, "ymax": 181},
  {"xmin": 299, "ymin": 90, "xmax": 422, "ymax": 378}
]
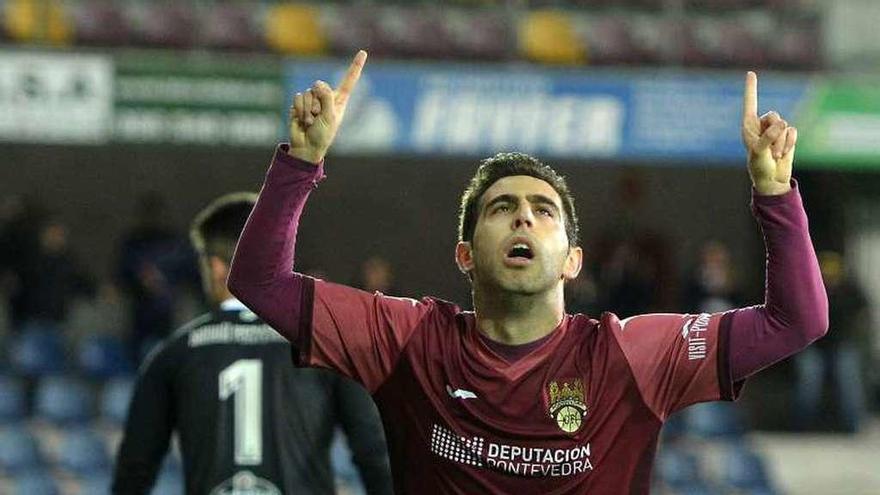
[
  {"xmin": 752, "ymin": 179, "xmax": 791, "ymax": 196},
  {"xmin": 286, "ymin": 146, "xmax": 325, "ymax": 166}
]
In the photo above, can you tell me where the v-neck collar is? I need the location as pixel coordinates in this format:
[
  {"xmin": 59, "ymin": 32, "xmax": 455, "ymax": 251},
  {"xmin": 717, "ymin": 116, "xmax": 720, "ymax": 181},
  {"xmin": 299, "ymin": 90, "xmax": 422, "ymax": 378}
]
[{"xmin": 457, "ymin": 312, "xmax": 571, "ymax": 380}]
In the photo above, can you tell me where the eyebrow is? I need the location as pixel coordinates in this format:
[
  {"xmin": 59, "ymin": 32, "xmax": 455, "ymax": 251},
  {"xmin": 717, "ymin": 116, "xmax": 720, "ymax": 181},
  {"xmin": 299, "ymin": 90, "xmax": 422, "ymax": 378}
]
[{"xmin": 483, "ymin": 193, "xmax": 562, "ymax": 216}]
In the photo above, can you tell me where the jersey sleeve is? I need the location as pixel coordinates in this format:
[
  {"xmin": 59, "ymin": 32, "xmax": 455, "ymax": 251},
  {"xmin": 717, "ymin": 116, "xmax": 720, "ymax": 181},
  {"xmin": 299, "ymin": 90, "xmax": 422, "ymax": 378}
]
[
  {"xmin": 295, "ymin": 279, "xmax": 434, "ymax": 392},
  {"xmin": 608, "ymin": 311, "xmax": 742, "ymax": 421},
  {"xmin": 111, "ymin": 345, "xmax": 175, "ymax": 494}
]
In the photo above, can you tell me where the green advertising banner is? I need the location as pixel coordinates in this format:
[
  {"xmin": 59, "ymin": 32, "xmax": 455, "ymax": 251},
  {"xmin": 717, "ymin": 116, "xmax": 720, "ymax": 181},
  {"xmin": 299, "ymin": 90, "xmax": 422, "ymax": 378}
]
[
  {"xmin": 797, "ymin": 78, "xmax": 880, "ymax": 169},
  {"xmin": 114, "ymin": 51, "xmax": 284, "ymax": 146}
]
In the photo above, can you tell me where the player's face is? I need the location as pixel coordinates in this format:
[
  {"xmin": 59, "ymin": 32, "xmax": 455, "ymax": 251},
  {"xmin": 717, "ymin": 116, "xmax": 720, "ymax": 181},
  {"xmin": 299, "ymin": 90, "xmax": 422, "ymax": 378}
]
[{"xmin": 461, "ymin": 175, "xmax": 581, "ymax": 295}]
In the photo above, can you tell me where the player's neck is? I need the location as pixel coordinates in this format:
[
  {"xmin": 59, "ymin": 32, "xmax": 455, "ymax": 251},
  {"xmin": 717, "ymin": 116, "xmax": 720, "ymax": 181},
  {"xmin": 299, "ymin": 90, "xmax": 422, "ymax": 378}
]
[{"xmin": 472, "ymin": 285, "xmax": 565, "ymax": 345}]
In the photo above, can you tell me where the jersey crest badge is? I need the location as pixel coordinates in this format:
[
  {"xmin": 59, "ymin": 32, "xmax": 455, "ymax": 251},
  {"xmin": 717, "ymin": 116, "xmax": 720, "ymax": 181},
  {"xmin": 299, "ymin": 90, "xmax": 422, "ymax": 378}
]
[{"xmin": 548, "ymin": 379, "xmax": 588, "ymax": 434}]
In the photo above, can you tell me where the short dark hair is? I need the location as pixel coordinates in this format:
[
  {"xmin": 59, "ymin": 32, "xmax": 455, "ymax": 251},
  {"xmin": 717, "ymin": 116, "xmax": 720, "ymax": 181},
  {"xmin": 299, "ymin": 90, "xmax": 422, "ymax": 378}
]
[
  {"xmin": 190, "ymin": 192, "xmax": 257, "ymax": 264},
  {"xmin": 458, "ymin": 153, "xmax": 579, "ymax": 246}
]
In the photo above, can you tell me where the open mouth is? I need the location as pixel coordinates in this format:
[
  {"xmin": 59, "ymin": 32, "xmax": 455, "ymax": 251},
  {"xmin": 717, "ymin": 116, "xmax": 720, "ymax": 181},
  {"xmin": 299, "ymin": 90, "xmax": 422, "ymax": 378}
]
[{"xmin": 506, "ymin": 243, "xmax": 534, "ymax": 261}]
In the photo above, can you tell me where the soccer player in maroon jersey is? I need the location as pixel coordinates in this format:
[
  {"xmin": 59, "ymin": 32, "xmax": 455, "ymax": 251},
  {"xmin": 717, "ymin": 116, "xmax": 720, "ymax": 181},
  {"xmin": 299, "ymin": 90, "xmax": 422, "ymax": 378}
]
[{"xmin": 228, "ymin": 51, "xmax": 828, "ymax": 494}]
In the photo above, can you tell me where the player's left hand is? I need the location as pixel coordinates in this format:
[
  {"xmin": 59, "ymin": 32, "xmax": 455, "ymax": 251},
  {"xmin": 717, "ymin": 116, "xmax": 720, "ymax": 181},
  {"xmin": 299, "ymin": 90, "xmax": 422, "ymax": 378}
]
[{"xmin": 741, "ymin": 71, "xmax": 796, "ymax": 196}]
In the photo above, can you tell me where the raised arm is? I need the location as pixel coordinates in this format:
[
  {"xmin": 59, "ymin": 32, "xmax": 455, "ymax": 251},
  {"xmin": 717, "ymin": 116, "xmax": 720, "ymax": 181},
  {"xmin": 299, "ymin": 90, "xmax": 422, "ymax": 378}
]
[
  {"xmin": 227, "ymin": 51, "xmax": 367, "ymax": 340},
  {"xmin": 729, "ymin": 71, "xmax": 828, "ymax": 380}
]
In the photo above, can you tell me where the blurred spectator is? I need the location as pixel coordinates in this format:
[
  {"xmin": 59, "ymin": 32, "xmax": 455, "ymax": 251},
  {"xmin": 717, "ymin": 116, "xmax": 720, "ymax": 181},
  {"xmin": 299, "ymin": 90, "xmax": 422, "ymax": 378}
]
[
  {"xmin": 6, "ymin": 215, "xmax": 93, "ymax": 330},
  {"xmin": 593, "ymin": 172, "xmax": 673, "ymax": 317},
  {"xmin": 116, "ymin": 192, "xmax": 197, "ymax": 362},
  {"xmin": 793, "ymin": 251, "xmax": 871, "ymax": 433},
  {"xmin": 65, "ymin": 279, "xmax": 130, "ymax": 345},
  {"xmin": 682, "ymin": 240, "xmax": 744, "ymax": 314},
  {"xmin": 355, "ymin": 256, "xmax": 399, "ymax": 295},
  {"xmin": 0, "ymin": 196, "xmax": 43, "ymax": 325}
]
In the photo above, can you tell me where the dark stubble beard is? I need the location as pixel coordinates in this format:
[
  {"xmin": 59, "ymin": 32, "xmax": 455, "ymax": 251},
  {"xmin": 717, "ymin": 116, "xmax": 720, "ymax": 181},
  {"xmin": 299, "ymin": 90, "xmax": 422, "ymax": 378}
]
[{"xmin": 471, "ymin": 245, "xmax": 568, "ymax": 298}]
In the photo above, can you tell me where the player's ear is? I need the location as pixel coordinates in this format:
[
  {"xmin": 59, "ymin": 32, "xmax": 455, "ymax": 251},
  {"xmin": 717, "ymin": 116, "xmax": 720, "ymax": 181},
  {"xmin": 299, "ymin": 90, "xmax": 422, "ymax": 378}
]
[
  {"xmin": 562, "ymin": 246, "xmax": 583, "ymax": 281},
  {"xmin": 455, "ymin": 241, "xmax": 474, "ymax": 275},
  {"xmin": 209, "ymin": 255, "xmax": 229, "ymax": 285}
]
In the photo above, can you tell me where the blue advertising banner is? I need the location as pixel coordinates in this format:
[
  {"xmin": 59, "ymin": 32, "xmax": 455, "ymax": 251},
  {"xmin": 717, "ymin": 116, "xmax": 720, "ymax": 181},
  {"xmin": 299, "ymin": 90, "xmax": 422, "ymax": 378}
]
[{"xmin": 286, "ymin": 60, "xmax": 809, "ymax": 163}]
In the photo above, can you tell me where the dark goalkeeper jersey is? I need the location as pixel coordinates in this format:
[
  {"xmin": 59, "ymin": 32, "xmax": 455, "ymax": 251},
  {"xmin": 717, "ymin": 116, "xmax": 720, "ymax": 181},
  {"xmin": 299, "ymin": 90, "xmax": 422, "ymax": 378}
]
[
  {"xmin": 295, "ymin": 281, "xmax": 739, "ymax": 494},
  {"xmin": 112, "ymin": 302, "xmax": 392, "ymax": 495}
]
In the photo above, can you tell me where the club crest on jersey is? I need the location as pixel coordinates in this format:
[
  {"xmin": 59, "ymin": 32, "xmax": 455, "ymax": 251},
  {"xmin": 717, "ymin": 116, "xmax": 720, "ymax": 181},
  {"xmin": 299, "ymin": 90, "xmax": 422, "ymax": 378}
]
[{"xmin": 548, "ymin": 379, "xmax": 588, "ymax": 434}]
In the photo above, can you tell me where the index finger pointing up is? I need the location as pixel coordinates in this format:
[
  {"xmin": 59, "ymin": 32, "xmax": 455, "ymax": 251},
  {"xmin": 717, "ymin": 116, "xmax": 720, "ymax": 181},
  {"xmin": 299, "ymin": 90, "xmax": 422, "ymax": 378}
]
[
  {"xmin": 335, "ymin": 50, "xmax": 368, "ymax": 108},
  {"xmin": 743, "ymin": 71, "xmax": 758, "ymax": 122}
]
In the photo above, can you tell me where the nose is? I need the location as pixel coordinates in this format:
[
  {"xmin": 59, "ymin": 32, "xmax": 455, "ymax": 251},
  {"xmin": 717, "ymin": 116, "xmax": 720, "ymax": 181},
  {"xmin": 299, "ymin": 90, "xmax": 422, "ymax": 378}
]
[{"xmin": 513, "ymin": 205, "xmax": 535, "ymax": 230}]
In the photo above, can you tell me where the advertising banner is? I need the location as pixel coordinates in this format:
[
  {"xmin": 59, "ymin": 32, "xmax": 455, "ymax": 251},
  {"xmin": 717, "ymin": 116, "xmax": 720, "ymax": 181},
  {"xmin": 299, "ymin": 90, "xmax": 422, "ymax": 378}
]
[
  {"xmin": 115, "ymin": 52, "xmax": 284, "ymax": 146},
  {"xmin": 286, "ymin": 61, "xmax": 809, "ymax": 163},
  {"xmin": 0, "ymin": 51, "xmax": 113, "ymax": 144},
  {"xmin": 796, "ymin": 79, "xmax": 880, "ymax": 168}
]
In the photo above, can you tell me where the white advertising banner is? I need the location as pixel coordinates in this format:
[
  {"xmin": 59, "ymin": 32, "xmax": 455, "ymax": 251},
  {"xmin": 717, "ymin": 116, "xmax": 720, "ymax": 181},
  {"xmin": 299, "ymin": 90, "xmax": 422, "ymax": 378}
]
[{"xmin": 0, "ymin": 51, "xmax": 113, "ymax": 144}]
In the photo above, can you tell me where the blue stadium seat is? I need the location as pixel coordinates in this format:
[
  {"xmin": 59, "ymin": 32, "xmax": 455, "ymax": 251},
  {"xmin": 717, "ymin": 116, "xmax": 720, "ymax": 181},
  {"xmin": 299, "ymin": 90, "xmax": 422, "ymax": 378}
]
[
  {"xmin": 671, "ymin": 480, "xmax": 715, "ymax": 495},
  {"xmin": 153, "ymin": 455, "xmax": 184, "ymax": 495},
  {"xmin": 35, "ymin": 376, "xmax": 94, "ymax": 425},
  {"xmin": 78, "ymin": 335, "xmax": 134, "ymax": 378},
  {"xmin": 660, "ymin": 411, "xmax": 687, "ymax": 444},
  {"xmin": 100, "ymin": 377, "xmax": 135, "ymax": 425},
  {"xmin": 0, "ymin": 429, "xmax": 44, "ymax": 474},
  {"xmin": 331, "ymin": 430, "xmax": 359, "ymax": 484},
  {"xmin": 723, "ymin": 445, "xmax": 773, "ymax": 492},
  {"xmin": 9, "ymin": 323, "xmax": 66, "ymax": 376},
  {"xmin": 56, "ymin": 428, "xmax": 111, "ymax": 476},
  {"xmin": 12, "ymin": 471, "xmax": 59, "ymax": 495},
  {"xmin": 0, "ymin": 375, "xmax": 27, "ymax": 424},
  {"xmin": 78, "ymin": 473, "xmax": 112, "ymax": 495},
  {"xmin": 684, "ymin": 402, "xmax": 745, "ymax": 439},
  {"xmin": 656, "ymin": 448, "xmax": 702, "ymax": 489}
]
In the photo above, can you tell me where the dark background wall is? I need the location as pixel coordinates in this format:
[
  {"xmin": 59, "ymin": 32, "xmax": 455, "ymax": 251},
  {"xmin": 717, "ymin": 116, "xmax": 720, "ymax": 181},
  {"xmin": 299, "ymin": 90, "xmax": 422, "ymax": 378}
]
[{"xmin": 2, "ymin": 143, "xmax": 778, "ymax": 307}]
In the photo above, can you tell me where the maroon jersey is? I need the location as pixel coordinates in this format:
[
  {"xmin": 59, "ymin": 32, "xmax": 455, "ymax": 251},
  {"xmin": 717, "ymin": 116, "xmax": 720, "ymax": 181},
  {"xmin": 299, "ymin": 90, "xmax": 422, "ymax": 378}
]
[
  {"xmin": 228, "ymin": 146, "xmax": 828, "ymax": 494},
  {"xmin": 296, "ymin": 280, "xmax": 738, "ymax": 494}
]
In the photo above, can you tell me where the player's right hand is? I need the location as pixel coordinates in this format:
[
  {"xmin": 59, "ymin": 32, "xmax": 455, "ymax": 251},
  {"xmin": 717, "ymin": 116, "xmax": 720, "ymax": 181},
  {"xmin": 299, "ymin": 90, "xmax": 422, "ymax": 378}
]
[{"xmin": 288, "ymin": 50, "xmax": 367, "ymax": 164}]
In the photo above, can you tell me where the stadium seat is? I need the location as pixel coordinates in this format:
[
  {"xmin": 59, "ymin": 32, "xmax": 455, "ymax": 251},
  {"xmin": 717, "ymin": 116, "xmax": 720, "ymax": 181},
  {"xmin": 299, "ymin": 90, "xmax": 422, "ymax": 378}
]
[
  {"xmin": 0, "ymin": 429, "xmax": 44, "ymax": 474},
  {"xmin": 100, "ymin": 377, "xmax": 135, "ymax": 425},
  {"xmin": 77, "ymin": 473, "xmax": 111, "ymax": 495},
  {"xmin": 35, "ymin": 376, "xmax": 94, "ymax": 425},
  {"xmin": 444, "ymin": 10, "xmax": 512, "ymax": 61},
  {"xmin": 768, "ymin": 22, "xmax": 821, "ymax": 69},
  {"xmin": 656, "ymin": 447, "xmax": 702, "ymax": 489},
  {"xmin": 670, "ymin": 480, "xmax": 715, "ymax": 495},
  {"xmin": 3, "ymin": 0, "xmax": 73, "ymax": 45},
  {"xmin": 56, "ymin": 428, "xmax": 111, "ymax": 476},
  {"xmin": 331, "ymin": 430, "xmax": 359, "ymax": 485},
  {"xmin": 153, "ymin": 454, "xmax": 184, "ymax": 495},
  {"xmin": 660, "ymin": 411, "xmax": 688, "ymax": 444},
  {"xmin": 129, "ymin": 3, "xmax": 196, "ymax": 48},
  {"xmin": 9, "ymin": 322, "xmax": 66, "ymax": 376},
  {"xmin": 519, "ymin": 10, "xmax": 586, "ymax": 65},
  {"xmin": 685, "ymin": 402, "xmax": 745, "ymax": 439},
  {"xmin": 70, "ymin": 0, "xmax": 131, "ymax": 46},
  {"xmin": 0, "ymin": 375, "xmax": 27, "ymax": 424},
  {"xmin": 200, "ymin": 3, "xmax": 261, "ymax": 51},
  {"xmin": 321, "ymin": 4, "xmax": 387, "ymax": 59},
  {"xmin": 264, "ymin": 3, "xmax": 327, "ymax": 55},
  {"xmin": 374, "ymin": 6, "xmax": 454, "ymax": 59},
  {"xmin": 77, "ymin": 335, "xmax": 134, "ymax": 378},
  {"xmin": 577, "ymin": 14, "xmax": 638, "ymax": 66},
  {"xmin": 723, "ymin": 445, "xmax": 774, "ymax": 492},
  {"xmin": 12, "ymin": 471, "xmax": 59, "ymax": 495}
]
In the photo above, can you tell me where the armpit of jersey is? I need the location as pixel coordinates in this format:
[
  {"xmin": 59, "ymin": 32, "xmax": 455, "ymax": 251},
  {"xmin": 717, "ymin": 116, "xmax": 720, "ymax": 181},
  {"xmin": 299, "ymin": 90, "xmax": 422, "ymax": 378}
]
[
  {"xmin": 608, "ymin": 311, "xmax": 737, "ymax": 421},
  {"xmin": 303, "ymin": 280, "xmax": 435, "ymax": 392}
]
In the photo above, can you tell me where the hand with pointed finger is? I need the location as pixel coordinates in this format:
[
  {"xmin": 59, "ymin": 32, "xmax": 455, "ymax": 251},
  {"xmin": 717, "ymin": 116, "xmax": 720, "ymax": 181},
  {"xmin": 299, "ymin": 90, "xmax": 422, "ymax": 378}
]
[
  {"xmin": 741, "ymin": 71, "xmax": 797, "ymax": 196},
  {"xmin": 288, "ymin": 50, "xmax": 368, "ymax": 164}
]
